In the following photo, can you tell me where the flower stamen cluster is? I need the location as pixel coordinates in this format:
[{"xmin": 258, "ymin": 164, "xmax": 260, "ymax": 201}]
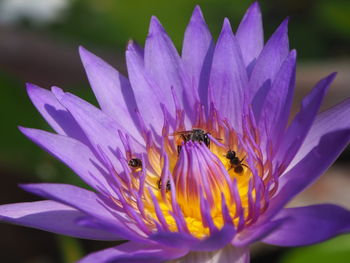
[{"xmin": 102, "ymin": 98, "xmax": 277, "ymax": 239}]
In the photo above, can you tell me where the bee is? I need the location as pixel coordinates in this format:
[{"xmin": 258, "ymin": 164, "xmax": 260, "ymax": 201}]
[
  {"xmin": 175, "ymin": 128, "xmax": 210, "ymax": 154},
  {"xmin": 225, "ymin": 150, "xmax": 248, "ymax": 174},
  {"xmin": 157, "ymin": 179, "xmax": 171, "ymax": 191},
  {"xmin": 128, "ymin": 158, "xmax": 142, "ymax": 170}
]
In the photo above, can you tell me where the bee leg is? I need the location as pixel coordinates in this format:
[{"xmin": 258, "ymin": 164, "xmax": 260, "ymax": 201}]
[
  {"xmin": 242, "ymin": 163, "xmax": 251, "ymax": 173},
  {"xmin": 177, "ymin": 145, "xmax": 182, "ymax": 156}
]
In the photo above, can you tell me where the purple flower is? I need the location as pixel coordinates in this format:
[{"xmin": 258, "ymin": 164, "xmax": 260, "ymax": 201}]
[{"xmin": 1, "ymin": 2, "xmax": 350, "ymax": 262}]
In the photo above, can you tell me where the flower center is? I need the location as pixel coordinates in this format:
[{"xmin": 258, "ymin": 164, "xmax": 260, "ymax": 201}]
[{"xmin": 111, "ymin": 104, "xmax": 276, "ymax": 239}]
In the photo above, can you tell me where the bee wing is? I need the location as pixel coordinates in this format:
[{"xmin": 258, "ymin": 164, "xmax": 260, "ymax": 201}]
[{"xmin": 170, "ymin": 130, "xmax": 193, "ymax": 136}]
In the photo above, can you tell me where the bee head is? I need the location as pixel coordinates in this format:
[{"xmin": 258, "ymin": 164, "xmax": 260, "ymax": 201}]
[{"xmin": 226, "ymin": 150, "xmax": 236, "ymax": 159}]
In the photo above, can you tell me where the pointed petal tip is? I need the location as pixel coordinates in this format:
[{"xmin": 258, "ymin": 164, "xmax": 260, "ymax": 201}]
[
  {"xmin": 26, "ymin": 83, "xmax": 48, "ymax": 99},
  {"xmin": 149, "ymin": 16, "xmax": 164, "ymax": 35},
  {"xmin": 19, "ymin": 183, "xmax": 42, "ymax": 192},
  {"xmin": 25, "ymin": 83, "xmax": 40, "ymax": 97},
  {"xmin": 321, "ymin": 72, "xmax": 337, "ymax": 85},
  {"xmin": 329, "ymin": 72, "xmax": 338, "ymax": 79},
  {"xmin": 17, "ymin": 125, "xmax": 27, "ymax": 134},
  {"xmin": 252, "ymin": 1, "xmax": 260, "ymax": 7},
  {"xmin": 193, "ymin": 5, "xmax": 201, "ymax": 11},
  {"xmin": 264, "ymin": 17, "xmax": 289, "ymax": 48},
  {"xmin": 18, "ymin": 183, "xmax": 30, "ymax": 191},
  {"xmin": 248, "ymin": 1, "xmax": 261, "ymax": 13},
  {"xmin": 78, "ymin": 45, "xmax": 98, "ymax": 66},
  {"xmin": 126, "ymin": 39, "xmax": 142, "ymax": 56},
  {"xmin": 78, "ymin": 45, "xmax": 87, "ymax": 54},
  {"xmin": 18, "ymin": 126, "xmax": 38, "ymax": 140},
  {"xmin": 222, "ymin": 18, "xmax": 233, "ymax": 34},
  {"xmin": 223, "ymin": 17, "xmax": 231, "ymax": 27},
  {"xmin": 281, "ymin": 17, "xmax": 290, "ymax": 28},
  {"xmin": 239, "ymin": 2, "xmax": 262, "ymax": 28},
  {"xmin": 127, "ymin": 39, "xmax": 134, "ymax": 46},
  {"xmin": 150, "ymin": 15, "xmax": 159, "ymax": 22},
  {"xmin": 126, "ymin": 39, "xmax": 135, "ymax": 50},
  {"xmin": 78, "ymin": 45, "xmax": 90, "ymax": 59},
  {"xmin": 241, "ymin": 1, "xmax": 262, "ymax": 23},
  {"xmin": 25, "ymin": 82, "xmax": 37, "ymax": 90},
  {"xmin": 190, "ymin": 5, "xmax": 205, "ymax": 23},
  {"xmin": 271, "ymin": 17, "xmax": 289, "ymax": 36},
  {"xmin": 19, "ymin": 184, "xmax": 56, "ymax": 201}
]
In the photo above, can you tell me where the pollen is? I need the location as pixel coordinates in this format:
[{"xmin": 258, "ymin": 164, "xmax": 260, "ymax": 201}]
[{"xmin": 111, "ymin": 103, "xmax": 274, "ymax": 239}]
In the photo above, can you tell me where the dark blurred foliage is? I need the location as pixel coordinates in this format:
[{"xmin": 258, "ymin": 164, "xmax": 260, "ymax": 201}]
[
  {"xmin": 12, "ymin": 0, "xmax": 350, "ymax": 59},
  {"xmin": 0, "ymin": 0, "xmax": 349, "ymax": 262}
]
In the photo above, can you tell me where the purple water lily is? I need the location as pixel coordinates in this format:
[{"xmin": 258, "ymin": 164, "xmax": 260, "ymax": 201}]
[{"xmin": 1, "ymin": 2, "xmax": 350, "ymax": 262}]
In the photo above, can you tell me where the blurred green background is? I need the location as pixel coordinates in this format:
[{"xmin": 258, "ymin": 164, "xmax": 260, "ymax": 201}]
[{"xmin": 0, "ymin": 0, "xmax": 349, "ymax": 262}]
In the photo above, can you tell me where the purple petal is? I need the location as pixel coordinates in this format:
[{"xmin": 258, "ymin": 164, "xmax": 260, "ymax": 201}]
[
  {"xmin": 232, "ymin": 217, "xmax": 288, "ymax": 247},
  {"xmin": 51, "ymin": 87, "xmax": 145, "ymax": 172},
  {"xmin": 249, "ymin": 18, "xmax": 289, "ymax": 101},
  {"xmin": 19, "ymin": 127, "xmax": 111, "ymax": 191},
  {"xmin": 265, "ymin": 50, "xmax": 296, "ymax": 135},
  {"xmin": 79, "ymin": 46, "xmax": 142, "ymax": 140},
  {"xmin": 263, "ymin": 204, "xmax": 350, "ymax": 246},
  {"xmin": 275, "ymin": 73, "xmax": 336, "ymax": 167},
  {"xmin": 21, "ymin": 183, "xmax": 144, "ymax": 242},
  {"xmin": 289, "ymin": 98, "xmax": 350, "ymax": 169},
  {"xmin": 150, "ymin": 221, "xmax": 236, "ymax": 252},
  {"xmin": 256, "ymin": 50, "xmax": 296, "ymax": 137},
  {"xmin": 236, "ymin": 1, "xmax": 264, "ymax": 67},
  {"xmin": 78, "ymin": 241, "xmax": 188, "ymax": 263},
  {"xmin": 150, "ymin": 232, "xmax": 198, "ymax": 250},
  {"xmin": 126, "ymin": 41, "xmax": 172, "ymax": 133},
  {"xmin": 169, "ymin": 245, "xmax": 249, "ymax": 263},
  {"xmin": 26, "ymin": 83, "xmax": 91, "ymax": 146},
  {"xmin": 145, "ymin": 17, "xmax": 192, "ymax": 115},
  {"xmin": 209, "ymin": 19, "xmax": 249, "ymax": 133},
  {"xmin": 263, "ymin": 129, "xmax": 350, "ymax": 222},
  {"xmin": 182, "ymin": 6, "xmax": 214, "ymax": 112},
  {"xmin": 190, "ymin": 224, "xmax": 236, "ymax": 252},
  {"xmin": 0, "ymin": 200, "xmax": 120, "ymax": 240},
  {"xmin": 150, "ymin": 224, "xmax": 236, "ymax": 251}
]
